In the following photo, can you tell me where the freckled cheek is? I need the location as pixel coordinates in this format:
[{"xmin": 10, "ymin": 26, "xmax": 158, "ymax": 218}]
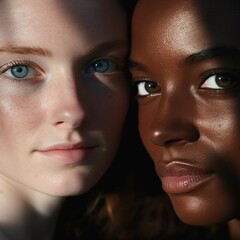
[
  {"xmin": 0, "ymin": 96, "xmax": 44, "ymax": 134},
  {"xmin": 0, "ymin": 108, "xmax": 35, "ymax": 160}
]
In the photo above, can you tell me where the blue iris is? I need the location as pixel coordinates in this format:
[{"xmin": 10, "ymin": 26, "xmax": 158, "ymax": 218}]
[
  {"xmin": 11, "ymin": 66, "xmax": 29, "ymax": 78},
  {"xmin": 86, "ymin": 59, "xmax": 111, "ymax": 73}
]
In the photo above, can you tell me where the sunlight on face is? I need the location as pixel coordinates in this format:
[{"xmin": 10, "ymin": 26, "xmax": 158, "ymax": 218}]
[{"xmin": 0, "ymin": 0, "xmax": 129, "ymax": 197}]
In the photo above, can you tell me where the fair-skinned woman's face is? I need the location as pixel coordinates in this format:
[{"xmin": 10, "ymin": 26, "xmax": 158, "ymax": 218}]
[
  {"xmin": 131, "ymin": 0, "xmax": 240, "ymax": 225},
  {"xmin": 0, "ymin": 0, "xmax": 129, "ymax": 196}
]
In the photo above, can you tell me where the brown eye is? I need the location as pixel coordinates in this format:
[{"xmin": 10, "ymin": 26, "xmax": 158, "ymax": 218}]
[
  {"xmin": 216, "ymin": 74, "xmax": 236, "ymax": 88},
  {"xmin": 134, "ymin": 81, "xmax": 160, "ymax": 96},
  {"xmin": 201, "ymin": 73, "xmax": 239, "ymax": 89}
]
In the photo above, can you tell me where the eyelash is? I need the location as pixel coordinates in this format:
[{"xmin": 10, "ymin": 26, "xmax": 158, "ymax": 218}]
[
  {"xmin": 85, "ymin": 57, "xmax": 126, "ymax": 75},
  {"xmin": 0, "ymin": 56, "xmax": 126, "ymax": 86},
  {"xmin": 132, "ymin": 78, "xmax": 160, "ymax": 97},
  {"xmin": 200, "ymin": 68, "xmax": 240, "ymax": 92},
  {"xmin": 0, "ymin": 60, "xmax": 29, "ymax": 71},
  {"xmin": 132, "ymin": 68, "xmax": 240, "ymax": 98},
  {"xmin": 0, "ymin": 60, "xmax": 42, "ymax": 83}
]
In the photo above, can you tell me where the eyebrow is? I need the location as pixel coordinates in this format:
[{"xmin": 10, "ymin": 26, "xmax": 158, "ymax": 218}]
[
  {"xmin": 129, "ymin": 60, "xmax": 148, "ymax": 72},
  {"xmin": 86, "ymin": 40, "xmax": 128, "ymax": 57},
  {"xmin": 129, "ymin": 46, "xmax": 240, "ymax": 71},
  {"xmin": 0, "ymin": 41, "xmax": 127, "ymax": 60},
  {"xmin": 186, "ymin": 46, "xmax": 240, "ymax": 63},
  {"xmin": 0, "ymin": 45, "xmax": 52, "ymax": 56}
]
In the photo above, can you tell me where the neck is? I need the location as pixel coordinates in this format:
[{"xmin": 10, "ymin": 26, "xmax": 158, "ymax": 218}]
[{"xmin": 0, "ymin": 178, "xmax": 64, "ymax": 240}]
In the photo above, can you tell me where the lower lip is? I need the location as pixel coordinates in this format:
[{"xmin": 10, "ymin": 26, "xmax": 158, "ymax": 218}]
[
  {"xmin": 37, "ymin": 148, "xmax": 93, "ymax": 165},
  {"xmin": 161, "ymin": 174, "xmax": 214, "ymax": 194}
]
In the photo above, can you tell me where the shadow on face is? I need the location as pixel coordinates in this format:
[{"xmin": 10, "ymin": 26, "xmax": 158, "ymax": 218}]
[
  {"xmin": 131, "ymin": 0, "xmax": 240, "ymax": 225},
  {"xmin": 181, "ymin": 0, "xmax": 240, "ymax": 218}
]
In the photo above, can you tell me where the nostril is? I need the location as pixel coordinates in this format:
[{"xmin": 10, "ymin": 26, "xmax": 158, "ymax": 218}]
[
  {"xmin": 56, "ymin": 121, "xmax": 64, "ymax": 124},
  {"xmin": 164, "ymin": 139, "xmax": 183, "ymax": 147},
  {"xmin": 54, "ymin": 121, "xmax": 69, "ymax": 128}
]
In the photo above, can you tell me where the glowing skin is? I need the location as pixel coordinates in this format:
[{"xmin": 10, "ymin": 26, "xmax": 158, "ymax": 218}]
[
  {"xmin": 0, "ymin": 0, "xmax": 128, "ymax": 239},
  {"xmin": 131, "ymin": 0, "xmax": 240, "ymax": 226}
]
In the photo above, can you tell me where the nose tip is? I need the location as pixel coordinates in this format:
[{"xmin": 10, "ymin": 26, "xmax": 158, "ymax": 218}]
[
  {"xmin": 150, "ymin": 124, "xmax": 200, "ymax": 147},
  {"xmin": 49, "ymin": 80, "xmax": 88, "ymax": 130},
  {"xmin": 143, "ymin": 91, "xmax": 200, "ymax": 147},
  {"xmin": 149, "ymin": 117, "xmax": 200, "ymax": 147},
  {"xmin": 54, "ymin": 109, "xmax": 85, "ymax": 129}
]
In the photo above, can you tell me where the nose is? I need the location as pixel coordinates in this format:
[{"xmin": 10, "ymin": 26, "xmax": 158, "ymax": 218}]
[
  {"xmin": 147, "ymin": 93, "xmax": 200, "ymax": 147},
  {"xmin": 48, "ymin": 73, "xmax": 87, "ymax": 129}
]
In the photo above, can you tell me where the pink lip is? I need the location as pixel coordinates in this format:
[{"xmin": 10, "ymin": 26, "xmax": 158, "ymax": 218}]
[
  {"xmin": 36, "ymin": 143, "xmax": 97, "ymax": 164},
  {"xmin": 161, "ymin": 174, "xmax": 214, "ymax": 194},
  {"xmin": 155, "ymin": 161, "xmax": 215, "ymax": 194}
]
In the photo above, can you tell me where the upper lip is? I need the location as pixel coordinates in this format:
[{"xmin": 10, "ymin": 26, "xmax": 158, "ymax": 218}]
[
  {"xmin": 156, "ymin": 160, "xmax": 213, "ymax": 177},
  {"xmin": 37, "ymin": 142, "xmax": 98, "ymax": 151}
]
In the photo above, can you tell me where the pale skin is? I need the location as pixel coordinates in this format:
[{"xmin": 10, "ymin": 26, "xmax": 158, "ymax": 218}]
[
  {"xmin": 131, "ymin": 0, "xmax": 240, "ymax": 238},
  {"xmin": 0, "ymin": 0, "xmax": 129, "ymax": 239}
]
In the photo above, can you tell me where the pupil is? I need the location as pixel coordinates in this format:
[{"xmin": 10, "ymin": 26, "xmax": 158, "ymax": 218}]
[
  {"xmin": 216, "ymin": 74, "xmax": 232, "ymax": 87},
  {"xmin": 94, "ymin": 60, "xmax": 108, "ymax": 72},
  {"xmin": 146, "ymin": 82, "xmax": 159, "ymax": 93}
]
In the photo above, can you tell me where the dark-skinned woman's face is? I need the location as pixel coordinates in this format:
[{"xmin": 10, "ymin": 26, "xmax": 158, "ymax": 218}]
[{"xmin": 130, "ymin": 0, "xmax": 240, "ymax": 225}]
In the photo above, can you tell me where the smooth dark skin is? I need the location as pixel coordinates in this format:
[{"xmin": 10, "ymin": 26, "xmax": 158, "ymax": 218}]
[{"xmin": 130, "ymin": 0, "xmax": 240, "ymax": 227}]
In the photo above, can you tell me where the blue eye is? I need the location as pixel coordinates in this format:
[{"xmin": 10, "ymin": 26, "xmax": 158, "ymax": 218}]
[
  {"xmin": 10, "ymin": 65, "xmax": 29, "ymax": 78},
  {"xmin": 85, "ymin": 59, "xmax": 116, "ymax": 73},
  {"xmin": 0, "ymin": 61, "xmax": 43, "ymax": 83},
  {"xmin": 5, "ymin": 64, "xmax": 35, "ymax": 79}
]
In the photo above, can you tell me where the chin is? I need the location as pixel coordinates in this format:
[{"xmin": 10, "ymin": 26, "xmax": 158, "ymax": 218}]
[
  {"xmin": 42, "ymin": 174, "xmax": 100, "ymax": 197},
  {"xmin": 46, "ymin": 183, "xmax": 94, "ymax": 197},
  {"xmin": 170, "ymin": 194, "xmax": 237, "ymax": 226},
  {"xmin": 176, "ymin": 211, "xmax": 235, "ymax": 226}
]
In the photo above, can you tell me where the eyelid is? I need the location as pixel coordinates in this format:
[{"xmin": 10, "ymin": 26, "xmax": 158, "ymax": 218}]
[
  {"xmin": 198, "ymin": 68, "xmax": 240, "ymax": 96},
  {"xmin": 200, "ymin": 68, "xmax": 240, "ymax": 86},
  {"xmin": 0, "ymin": 60, "xmax": 28, "ymax": 73},
  {"xmin": 200, "ymin": 68, "xmax": 237, "ymax": 82},
  {"xmin": 0, "ymin": 60, "xmax": 44, "ymax": 82},
  {"xmin": 131, "ymin": 75, "xmax": 151, "ymax": 82},
  {"xmin": 0, "ymin": 60, "xmax": 43, "ymax": 74},
  {"xmin": 132, "ymin": 78, "xmax": 160, "ymax": 97}
]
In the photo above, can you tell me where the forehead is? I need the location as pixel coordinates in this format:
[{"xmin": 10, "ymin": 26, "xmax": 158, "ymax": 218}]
[
  {"xmin": 132, "ymin": 0, "xmax": 240, "ymax": 56},
  {"xmin": 133, "ymin": 0, "xmax": 240, "ymax": 19},
  {"xmin": 132, "ymin": 0, "xmax": 240, "ymax": 40},
  {"xmin": 0, "ymin": 0, "xmax": 126, "ymax": 47},
  {"xmin": 0, "ymin": 0, "xmax": 122, "ymax": 23}
]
